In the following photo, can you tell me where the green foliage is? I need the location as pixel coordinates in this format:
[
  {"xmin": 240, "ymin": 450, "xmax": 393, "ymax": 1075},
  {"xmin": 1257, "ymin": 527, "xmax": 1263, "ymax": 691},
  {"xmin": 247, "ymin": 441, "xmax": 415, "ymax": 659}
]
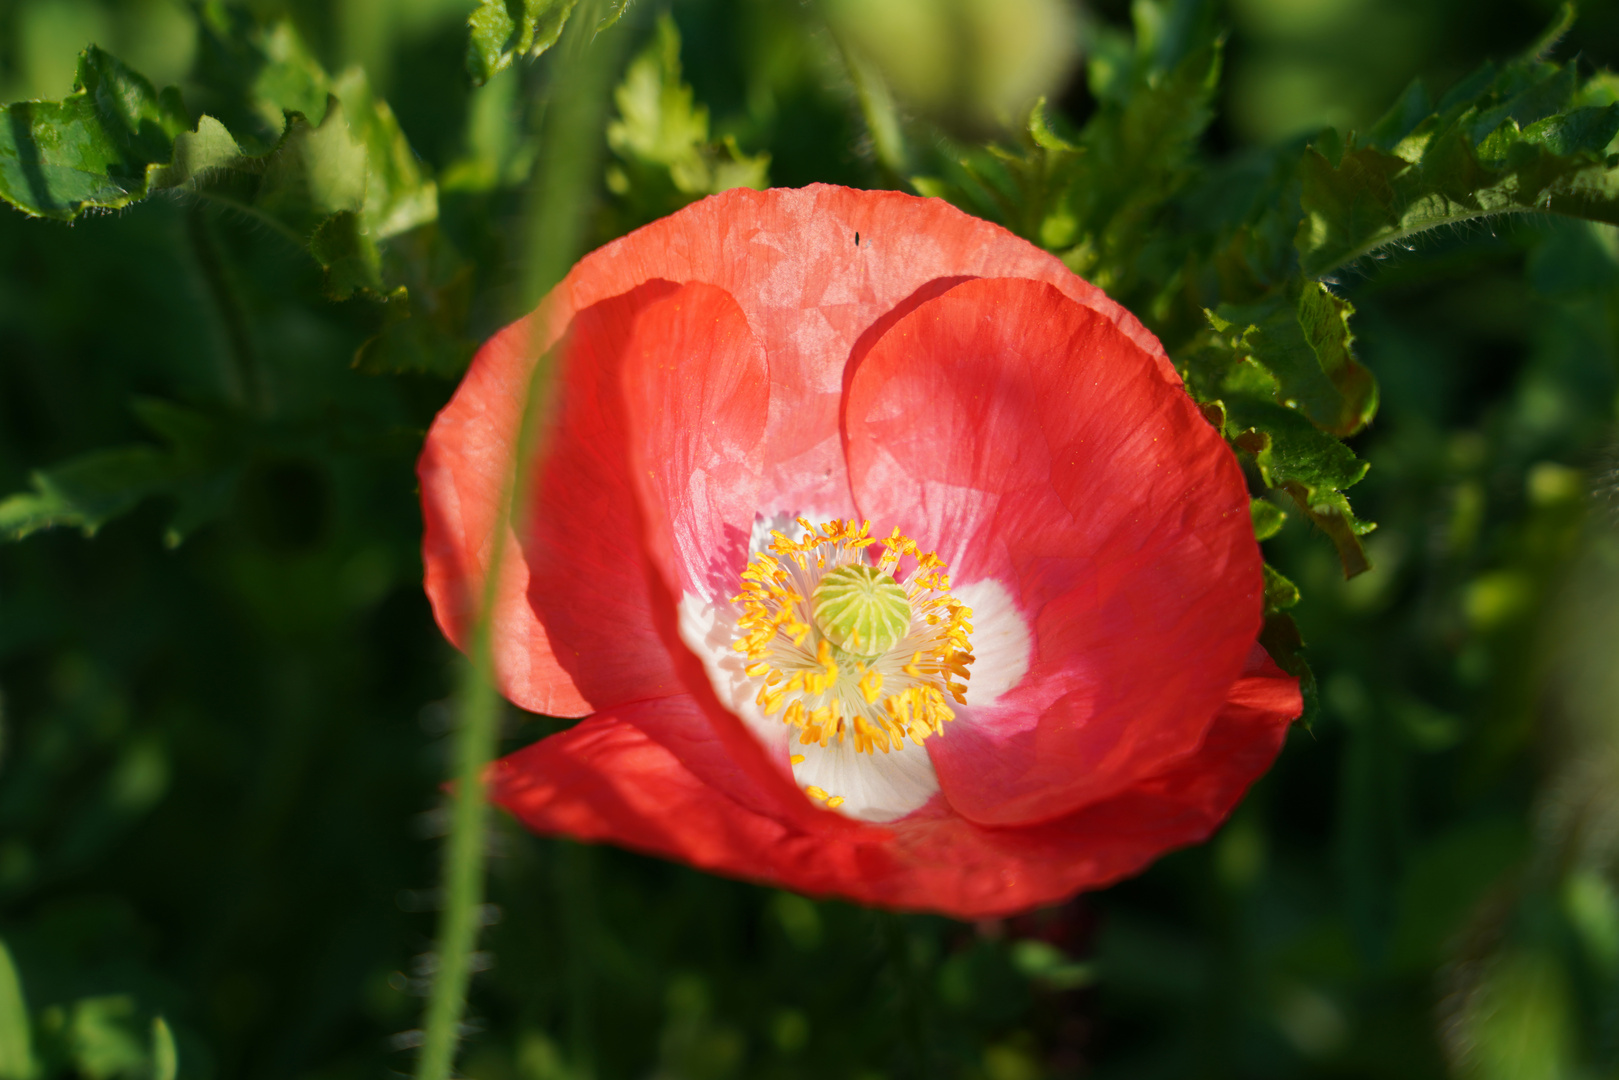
[
  {"xmin": 913, "ymin": 5, "xmax": 1222, "ymax": 300},
  {"xmin": 604, "ymin": 16, "xmax": 770, "ymax": 225},
  {"xmin": 0, "ymin": 399, "xmax": 237, "ymax": 547},
  {"xmin": 0, "ymin": 47, "xmax": 188, "ymax": 220},
  {"xmin": 1297, "ymin": 56, "xmax": 1619, "ymax": 277},
  {"xmin": 466, "ymin": 0, "xmax": 632, "ymax": 85},
  {"xmin": 2, "ymin": 1, "xmax": 1619, "ymax": 1079},
  {"xmin": 30, "ymin": 997, "xmax": 178, "ymax": 1080}
]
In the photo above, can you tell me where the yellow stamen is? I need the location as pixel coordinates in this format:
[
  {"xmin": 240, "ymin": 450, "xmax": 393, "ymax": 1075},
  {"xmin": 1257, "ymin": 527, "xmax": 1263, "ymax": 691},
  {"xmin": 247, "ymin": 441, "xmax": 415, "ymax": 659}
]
[{"xmin": 730, "ymin": 518, "xmax": 974, "ymax": 788}]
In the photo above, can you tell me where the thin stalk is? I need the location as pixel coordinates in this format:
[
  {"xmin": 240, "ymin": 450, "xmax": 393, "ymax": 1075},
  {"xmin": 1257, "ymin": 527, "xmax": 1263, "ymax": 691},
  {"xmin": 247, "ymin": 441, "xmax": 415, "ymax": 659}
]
[
  {"xmin": 415, "ymin": 331, "xmax": 556, "ymax": 1078},
  {"xmin": 414, "ymin": 6, "xmax": 626, "ymax": 1076},
  {"xmin": 414, "ymin": 638, "xmax": 502, "ymax": 1079},
  {"xmin": 186, "ymin": 204, "xmax": 263, "ymax": 412},
  {"xmin": 520, "ymin": 0, "xmax": 632, "ymax": 308}
]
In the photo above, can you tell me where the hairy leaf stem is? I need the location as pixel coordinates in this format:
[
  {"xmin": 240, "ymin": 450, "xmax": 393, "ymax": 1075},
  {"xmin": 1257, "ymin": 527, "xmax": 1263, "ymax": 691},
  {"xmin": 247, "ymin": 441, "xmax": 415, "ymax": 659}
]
[
  {"xmin": 415, "ymin": 6, "xmax": 625, "ymax": 1076},
  {"xmin": 186, "ymin": 204, "xmax": 264, "ymax": 412}
]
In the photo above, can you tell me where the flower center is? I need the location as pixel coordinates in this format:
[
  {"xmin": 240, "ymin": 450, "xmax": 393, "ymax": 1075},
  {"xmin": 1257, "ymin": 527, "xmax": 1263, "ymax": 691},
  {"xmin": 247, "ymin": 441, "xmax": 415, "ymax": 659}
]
[
  {"xmin": 730, "ymin": 518, "xmax": 975, "ymax": 804},
  {"xmin": 810, "ymin": 564, "xmax": 910, "ymax": 657}
]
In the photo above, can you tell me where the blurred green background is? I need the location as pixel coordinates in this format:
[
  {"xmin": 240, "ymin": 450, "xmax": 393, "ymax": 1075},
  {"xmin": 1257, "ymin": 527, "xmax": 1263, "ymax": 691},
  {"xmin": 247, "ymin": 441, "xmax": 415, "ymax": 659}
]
[{"xmin": 4, "ymin": 0, "xmax": 1619, "ymax": 1077}]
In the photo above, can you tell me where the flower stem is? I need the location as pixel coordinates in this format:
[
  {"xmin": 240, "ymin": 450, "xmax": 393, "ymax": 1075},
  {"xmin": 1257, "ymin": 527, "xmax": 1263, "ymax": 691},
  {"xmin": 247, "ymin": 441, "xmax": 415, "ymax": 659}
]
[
  {"xmin": 414, "ymin": 639, "xmax": 502, "ymax": 1080},
  {"xmin": 186, "ymin": 204, "xmax": 263, "ymax": 412},
  {"xmin": 413, "ymin": 7, "xmax": 625, "ymax": 1074}
]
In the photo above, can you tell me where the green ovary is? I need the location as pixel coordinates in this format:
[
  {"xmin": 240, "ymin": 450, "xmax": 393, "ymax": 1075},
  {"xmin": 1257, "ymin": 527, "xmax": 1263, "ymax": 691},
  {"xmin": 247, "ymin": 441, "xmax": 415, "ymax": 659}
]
[{"xmin": 810, "ymin": 564, "xmax": 911, "ymax": 657}]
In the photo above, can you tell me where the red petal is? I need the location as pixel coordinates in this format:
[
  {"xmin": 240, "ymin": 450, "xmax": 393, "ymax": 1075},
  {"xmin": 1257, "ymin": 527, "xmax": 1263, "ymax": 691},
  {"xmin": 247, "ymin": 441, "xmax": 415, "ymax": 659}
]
[
  {"xmin": 419, "ymin": 317, "xmax": 591, "ymax": 716},
  {"xmin": 490, "ymin": 648, "xmax": 1300, "ymax": 918},
  {"xmin": 619, "ymin": 282, "xmax": 770, "ymax": 600},
  {"xmin": 421, "ymin": 188, "xmax": 1161, "ymax": 664},
  {"xmin": 844, "ymin": 277, "xmax": 1263, "ymax": 826},
  {"xmin": 423, "ymin": 280, "xmax": 774, "ymax": 715}
]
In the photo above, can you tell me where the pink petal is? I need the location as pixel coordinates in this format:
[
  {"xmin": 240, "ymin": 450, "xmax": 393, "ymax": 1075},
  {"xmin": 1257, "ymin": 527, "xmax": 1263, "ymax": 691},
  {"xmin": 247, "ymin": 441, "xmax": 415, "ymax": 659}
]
[
  {"xmin": 490, "ymin": 647, "xmax": 1300, "ymax": 917},
  {"xmin": 844, "ymin": 277, "xmax": 1263, "ymax": 826}
]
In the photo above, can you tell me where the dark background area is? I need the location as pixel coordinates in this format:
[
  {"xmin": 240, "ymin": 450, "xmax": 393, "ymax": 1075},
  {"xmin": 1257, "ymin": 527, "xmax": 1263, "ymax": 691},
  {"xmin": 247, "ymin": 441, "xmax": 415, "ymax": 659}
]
[{"xmin": 3, "ymin": 0, "xmax": 1619, "ymax": 1077}]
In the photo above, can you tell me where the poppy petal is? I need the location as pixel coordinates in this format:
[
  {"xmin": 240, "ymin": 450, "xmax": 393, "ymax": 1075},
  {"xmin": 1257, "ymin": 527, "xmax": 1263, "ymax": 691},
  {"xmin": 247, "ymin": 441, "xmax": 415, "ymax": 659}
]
[
  {"xmin": 845, "ymin": 277, "xmax": 1262, "ymax": 826},
  {"xmin": 422, "ymin": 188, "xmax": 1163, "ymax": 713},
  {"xmin": 419, "ymin": 317, "xmax": 592, "ymax": 717},
  {"xmin": 519, "ymin": 285, "xmax": 690, "ymax": 710},
  {"xmin": 490, "ymin": 647, "xmax": 1299, "ymax": 917},
  {"xmin": 619, "ymin": 282, "xmax": 770, "ymax": 602}
]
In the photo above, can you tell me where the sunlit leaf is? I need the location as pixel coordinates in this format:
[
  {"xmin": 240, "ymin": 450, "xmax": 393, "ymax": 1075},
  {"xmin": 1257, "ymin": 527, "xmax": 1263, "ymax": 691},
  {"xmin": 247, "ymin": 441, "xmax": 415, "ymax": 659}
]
[
  {"xmin": 0, "ymin": 47, "xmax": 187, "ymax": 220},
  {"xmin": 1207, "ymin": 280, "xmax": 1378, "ymax": 436},
  {"xmin": 1296, "ymin": 54, "xmax": 1619, "ymax": 277},
  {"xmin": 1224, "ymin": 395, "xmax": 1375, "ymax": 576},
  {"xmin": 604, "ymin": 15, "xmax": 770, "ymax": 224},
  {"xmin": 466, "ymin": 0, "xmax": 632, "ymax": 85}
]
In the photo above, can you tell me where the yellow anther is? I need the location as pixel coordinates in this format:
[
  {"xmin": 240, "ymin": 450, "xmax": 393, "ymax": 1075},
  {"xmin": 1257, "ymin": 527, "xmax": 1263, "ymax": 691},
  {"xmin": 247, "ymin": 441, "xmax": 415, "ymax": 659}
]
[
  {"xmin": 731, "ymin": 517, "xmax": 971, "ymax": 765},
  {"xmin": 826, "ymin": 796, "xmax": 845, "ymax": 808},
  {"xmin": 805, "ymin": 786, "xmax": 829, "ymax": 802},
  {"xmin": 858, "ymin": 666, "xmax": 884, "ymax": 704},
  {"xmin": 790, "ymin": 754, "xmax": 805, "ymax": 765}
]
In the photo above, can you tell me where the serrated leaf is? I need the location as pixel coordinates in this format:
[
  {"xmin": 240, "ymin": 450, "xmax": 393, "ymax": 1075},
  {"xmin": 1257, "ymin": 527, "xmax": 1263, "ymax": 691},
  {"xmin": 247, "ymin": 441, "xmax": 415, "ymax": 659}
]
[
  {"xmin": 328, "ymin": 68, "xmax": 438, "ymax": 240},
  {"xmin": 0, "ymin": 447, "xmax": 174, "ymax": 541},
  {"xmin": 911, "ymin": 0, "xmax": 1218, "ymax": 299},
  {"xmin": 254, "ymin": 97, "xmax": 368, "ymax": 236},
  {"xmin": 0, "ymin": 46, "xmax": 188, "ymax": 219},
  {"xmin": 1260, "ymin": 612, "xmax": 1319, "ymax": 725},
  {"xmin": 1263, "ymin": 563, "xmax": 1301, "ymax": 613},
  {"xmin": 1209, "ymin": 279, "xmax": 1379, "ymax": 436},
  {"xmin": 1252, "ymin": 498, "xmax": 1287, "ymax": 541},
  {"xmin": 0, "ymin": 400, "xmax": 241, "ymax": 545},
  {"xmin": 192, "ymin": 3, "xmax": 327, "ymax": 151},
  {"xmin": 466, "ymin": 0, "xmax": 626, "ymax": 85},
  {"xmin": 311, "ymin": 210, "xmax": 383, "ymax": 300},
  {"xmin": 1224, "ymin": 395, "xmax": 1375, "ymax": 577},
  {"xmin": 1, "ymin": 11, "xmax": 469, "ymax": 379},
  {"xmin": 1296, "ymin": 55, "xmax": 1619, "ymax": 277},
  {"xmin": 604, "ymin": 15, "xmax": 769, "ymax": 223},
  {"xmin": 352, "ymin": 226, "xmax": 478, "ymax": 377}
]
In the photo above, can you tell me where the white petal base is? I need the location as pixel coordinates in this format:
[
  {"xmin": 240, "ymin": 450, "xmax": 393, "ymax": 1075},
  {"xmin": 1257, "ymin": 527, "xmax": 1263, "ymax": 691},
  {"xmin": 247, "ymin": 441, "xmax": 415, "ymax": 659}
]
[{"xmin": 676, "ymin": 512, "xmax": 1031, "ymax": 824}]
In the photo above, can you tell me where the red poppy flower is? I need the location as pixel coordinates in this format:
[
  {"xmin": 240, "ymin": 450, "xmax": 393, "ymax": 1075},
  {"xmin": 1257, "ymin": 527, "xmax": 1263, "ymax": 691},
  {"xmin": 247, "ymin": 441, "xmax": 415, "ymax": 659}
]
[{"xmin": 419, "ymin": 184, "xmax": 1301, "ymax": 917}]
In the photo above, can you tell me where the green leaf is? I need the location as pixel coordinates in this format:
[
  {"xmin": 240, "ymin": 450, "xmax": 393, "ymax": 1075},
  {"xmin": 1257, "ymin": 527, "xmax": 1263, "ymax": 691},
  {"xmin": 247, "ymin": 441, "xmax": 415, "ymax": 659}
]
[
  {"xmin": 0, "ymin": 46, "xmax": 188, "ymax": 220},
  {"xmin": 1296, "ymin": 56, "xmax": 1619, "ymax": 277},
  {"xmin": 310, "ymin": 210, "xmax": 383, "ymax": 301},
  {"xmin": 1263, "ymin": 563, "xmax": 1301, "ymax": 613},
  {"xmin": 1208, "ymin": 279, "xmax": 1379, "ymax": 436},
  {"xmin": 0, "ymin": 939, "xmax": 31, "ymax": 1080},
  {"xmin": 1251, "ymin": 498, "xmax": 1287, "ymax": 541},
  {"xmin": 604, "ymin": 15, "xmax": 770, "ymax": 223},
  {"xmin": 466, "ymin": 0, "xmax": 630, "ymax": 85},
  {"xmin": 1260, "ymin": 611, "xmax": 1319, "ymax": 725},
  {"xmin": 0, "ymin": 446, "xmax": 176, "ymax": 542},
  {"xmin": 150, "ymin": 1018, "xmax": 177, "ymax": 1080},
  {"xmin": 0, "ymin": 399, "xmax": 241, "ymax": 546},
  {"xmin": 192, "ymin": 2, "xmax": 329, "ymax": 152},
  {"xmin": 1224, "ymin": 396, "xmax": 1375, "ymax": 577},
  {"xmin": 0, "ymin": 9, "xmax": 473, "ymax": 377},
  {"xmin": 910, "ymin": 0, "xmax": 1219, "ymax": 300}
]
